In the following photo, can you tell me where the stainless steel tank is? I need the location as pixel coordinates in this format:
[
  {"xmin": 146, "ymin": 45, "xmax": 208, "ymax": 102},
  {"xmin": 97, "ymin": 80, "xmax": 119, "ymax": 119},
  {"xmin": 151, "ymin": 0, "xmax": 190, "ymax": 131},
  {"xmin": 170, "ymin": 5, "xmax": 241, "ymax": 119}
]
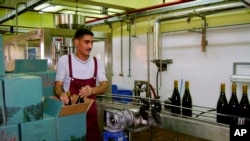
[{"xmin": 54, "ymin": 14, "xmax": 85, "ymax": 29}]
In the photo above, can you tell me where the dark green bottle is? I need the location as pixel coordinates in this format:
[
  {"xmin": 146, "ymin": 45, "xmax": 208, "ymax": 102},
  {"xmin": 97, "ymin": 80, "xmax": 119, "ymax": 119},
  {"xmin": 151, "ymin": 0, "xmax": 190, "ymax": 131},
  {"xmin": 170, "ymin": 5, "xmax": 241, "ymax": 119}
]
[
  {"xmin": 67, "ymin": 92, "xmax": 72, "ymax": 105},
  {"xmin": 76, "ymin": 96, "xmax": 84, "ymax": 104},
  {"xmin": 239, "ymin": 84, "xmax": 250, "ymax": 126},
  {"xmin": 228, "ymin": 83, "xmax": 239, "ymax": 126},
  {"xmin": 216, "ymin": 83, "xmax": 229, "ymax": 124},
  {"xmin": 182, "ymin": 81, "xmax": 192, "ymax": 117},
  {"xmin": 171, "ymin": 80, "xmax": 181, "ymax": 115}
]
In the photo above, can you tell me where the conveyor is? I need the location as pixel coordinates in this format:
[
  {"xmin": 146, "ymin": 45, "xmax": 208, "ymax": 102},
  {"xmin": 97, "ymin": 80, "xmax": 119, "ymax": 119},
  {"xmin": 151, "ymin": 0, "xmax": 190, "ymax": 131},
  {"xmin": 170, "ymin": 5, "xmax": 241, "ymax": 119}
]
[{"xmin": 97, "ymin": 94, "xmax": 229, "ymax": 141}]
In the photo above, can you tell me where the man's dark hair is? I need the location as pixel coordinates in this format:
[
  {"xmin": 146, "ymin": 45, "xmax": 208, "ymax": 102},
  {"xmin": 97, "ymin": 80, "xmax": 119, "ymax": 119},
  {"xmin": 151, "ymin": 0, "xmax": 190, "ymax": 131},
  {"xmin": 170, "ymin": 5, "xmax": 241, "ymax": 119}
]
[{"xmin": 74, "ymin": 28, "xmax": 94, "ymax": 40}]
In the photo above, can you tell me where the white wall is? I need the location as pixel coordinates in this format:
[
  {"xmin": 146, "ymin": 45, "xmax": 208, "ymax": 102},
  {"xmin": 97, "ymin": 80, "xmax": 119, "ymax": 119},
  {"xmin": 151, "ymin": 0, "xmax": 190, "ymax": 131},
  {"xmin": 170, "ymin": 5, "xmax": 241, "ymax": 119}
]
[{"xmin": 93, "ymin": 24, "xmax": 250, "ymax": 108}]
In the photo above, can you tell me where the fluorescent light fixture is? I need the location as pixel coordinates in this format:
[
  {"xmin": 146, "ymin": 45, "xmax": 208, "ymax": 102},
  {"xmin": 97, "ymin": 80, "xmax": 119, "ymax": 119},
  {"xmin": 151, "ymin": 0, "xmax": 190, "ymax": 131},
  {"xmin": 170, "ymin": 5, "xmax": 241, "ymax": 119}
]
[
  {"xmin": 34, "ymin": 3, "xmax": 50, "ymax": 10},
  {"xmin": 108, "ymin": 8, "xmax": 125, "ymax": 13},
  {"xmin": 60, "ymin": 10, "xmax": 75, "ymax": 14},
  {"xmin": 41, "ymin": 5, "xmax": 56, "ymax": 12},
  {"xmin": 60, "ymin": 10, "xmax": 106, "ymax": 18}
]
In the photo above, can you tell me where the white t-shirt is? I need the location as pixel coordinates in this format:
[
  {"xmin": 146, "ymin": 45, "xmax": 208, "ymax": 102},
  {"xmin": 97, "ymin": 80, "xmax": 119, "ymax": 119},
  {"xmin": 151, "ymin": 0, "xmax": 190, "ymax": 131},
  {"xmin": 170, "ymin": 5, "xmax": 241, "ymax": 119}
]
[{"xmin": 55, "ymin": 53, "xmax": 107, "ymax": 91}]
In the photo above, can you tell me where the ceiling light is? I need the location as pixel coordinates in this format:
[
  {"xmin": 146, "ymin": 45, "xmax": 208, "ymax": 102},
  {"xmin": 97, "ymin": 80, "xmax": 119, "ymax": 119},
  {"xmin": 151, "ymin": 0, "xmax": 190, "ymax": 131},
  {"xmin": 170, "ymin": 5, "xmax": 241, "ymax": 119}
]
[
  {"xmin": 34, "ymin": 3, "xmax": 50, "ymax": 11},
  {"xmin": 41, "ymin": 5, "xmax": 61, "ymax": 12}
]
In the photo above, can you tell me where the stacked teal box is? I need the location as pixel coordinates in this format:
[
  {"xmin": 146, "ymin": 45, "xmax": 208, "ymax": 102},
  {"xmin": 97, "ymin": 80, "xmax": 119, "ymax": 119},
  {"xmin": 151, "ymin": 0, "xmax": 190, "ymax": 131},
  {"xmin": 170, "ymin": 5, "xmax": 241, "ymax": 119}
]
[
  {"xmin": 18, "ymin": 97, "xmax": 62, "ymax": 141},
  {"xmin": 0, "ymin": 124, "xmax": 20, "ymax": 141},
  {"xmin": 0, "ymin": 80, "xmax": 4, "ymax": 126},
  {"xmin": 0, "ymin": 34, "xmax": 5, "ymax": 76},
  {"xmin": 57, "ymin": 113, "xmax": 86, "ymax": 141},
  {"xmin": 19, "ymin": 118, "xmax": 56, "ymax": 140},
  {"xmin": 26, "ymin": 70, "xmax": 56, "ymax": 97},
  {"xmin": 15, "ymin": 59, "xmax": 48, "ymax": 73},
  {"xmin": 0, "ymin": 75, "xmax": 43, "ymax": 125}
]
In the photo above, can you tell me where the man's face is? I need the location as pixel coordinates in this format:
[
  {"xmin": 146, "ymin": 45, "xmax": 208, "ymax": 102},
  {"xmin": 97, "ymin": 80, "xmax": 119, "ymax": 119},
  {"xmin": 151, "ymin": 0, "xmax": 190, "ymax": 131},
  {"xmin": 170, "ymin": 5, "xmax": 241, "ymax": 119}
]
[{"xmin": 75, "ymin": 34, "xmax": 94, "ymax": 57}]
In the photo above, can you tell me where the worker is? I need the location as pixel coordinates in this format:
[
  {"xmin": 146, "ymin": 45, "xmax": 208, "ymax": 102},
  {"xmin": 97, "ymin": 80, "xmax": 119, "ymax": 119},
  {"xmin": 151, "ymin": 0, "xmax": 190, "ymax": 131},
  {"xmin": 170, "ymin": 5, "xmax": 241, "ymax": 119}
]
[{"xmin": 54, "ymin": 28, "xmax": 108, "ymax": 141}]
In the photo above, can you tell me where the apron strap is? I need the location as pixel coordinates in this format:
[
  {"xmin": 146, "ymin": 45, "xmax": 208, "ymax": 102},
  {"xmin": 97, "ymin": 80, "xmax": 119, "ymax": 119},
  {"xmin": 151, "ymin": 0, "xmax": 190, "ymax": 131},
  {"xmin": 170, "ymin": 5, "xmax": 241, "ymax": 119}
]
[
  {"xmin": 93, "ymin": 57, "xmax": 97, "ymax": 77},
  {"xmin": 68, "ymin": 54, "xmax": 73, "ymax": 78}
]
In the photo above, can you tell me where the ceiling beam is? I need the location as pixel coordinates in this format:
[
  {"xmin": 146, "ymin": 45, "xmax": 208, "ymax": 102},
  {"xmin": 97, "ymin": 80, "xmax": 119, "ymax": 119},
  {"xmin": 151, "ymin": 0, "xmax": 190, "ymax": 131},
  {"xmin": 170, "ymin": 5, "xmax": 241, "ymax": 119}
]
[
  {"xmin": 0, "ymin": 0, "xmax": 47, "ymax": 24},
  {"xmin": 85, "ymin": 0, "xmax": 240, "ymax": 26},
  {"xmin": 61, "ymin": 0, "xmax": 135, "ymax": 11}
]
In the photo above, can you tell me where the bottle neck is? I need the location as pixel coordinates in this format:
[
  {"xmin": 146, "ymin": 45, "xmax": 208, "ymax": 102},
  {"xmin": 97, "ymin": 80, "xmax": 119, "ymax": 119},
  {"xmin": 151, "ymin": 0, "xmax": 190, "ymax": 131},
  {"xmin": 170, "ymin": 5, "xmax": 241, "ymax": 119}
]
[
  {"xmin": 185, "ymin": 81, "xmax": 189, "ymax": 90},
  {"xmin": 243, "ymin": 84, "xmax": 248, "ymax": 95},
  {"xmin": 221, "ymin": 83, "xmax": 225, "ymax": 94},
  {"xmin": 232, "ymin": 83, "xmax": 237, "ymax": 94},
  {"xmin": 174, "ymin": 80, "xmax": 178, "ymax": 88}
]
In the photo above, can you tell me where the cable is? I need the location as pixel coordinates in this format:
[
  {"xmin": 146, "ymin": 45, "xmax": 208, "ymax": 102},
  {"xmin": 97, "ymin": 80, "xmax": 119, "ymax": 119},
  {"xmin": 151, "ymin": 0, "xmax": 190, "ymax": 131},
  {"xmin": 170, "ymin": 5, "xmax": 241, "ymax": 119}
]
[{"xmin": 149, "ymin": 83, "xmax": 157, "ymax": 99}]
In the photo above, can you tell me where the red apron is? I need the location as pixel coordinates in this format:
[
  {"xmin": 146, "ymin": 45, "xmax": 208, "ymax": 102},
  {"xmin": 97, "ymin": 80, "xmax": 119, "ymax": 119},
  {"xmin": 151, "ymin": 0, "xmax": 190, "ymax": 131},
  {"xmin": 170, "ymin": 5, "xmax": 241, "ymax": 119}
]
[{"xmin": 68, "ymin": 55, "xmax": 101, "ymax": 141}]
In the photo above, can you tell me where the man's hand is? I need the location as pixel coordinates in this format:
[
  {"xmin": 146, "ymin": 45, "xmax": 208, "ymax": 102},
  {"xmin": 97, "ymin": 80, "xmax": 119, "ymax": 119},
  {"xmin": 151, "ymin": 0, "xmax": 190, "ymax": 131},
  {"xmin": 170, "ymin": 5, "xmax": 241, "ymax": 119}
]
[
  {"xmin": 60, "ymin": 92, "xmax": 70, "ymax": 104},
  {"xmin": 79, "ymin": 85, "xmax": 93, "ymax": 98}
]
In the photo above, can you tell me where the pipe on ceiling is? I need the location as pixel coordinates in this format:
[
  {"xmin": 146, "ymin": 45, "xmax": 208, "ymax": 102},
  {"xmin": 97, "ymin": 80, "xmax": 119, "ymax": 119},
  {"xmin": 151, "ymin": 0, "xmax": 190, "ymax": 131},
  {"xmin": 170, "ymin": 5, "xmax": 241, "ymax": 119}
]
[
  {"xmin": 86, "ymin": 0, "xmax": 194, "ymax": 24},
  {"xmin": 127, "ymin": 21, "xmax": 131, "ymax": 77},
  {"xmin": 241, "ymin": 0, "xmax": 250, "ymax": 7},
  {"xmin": 0, "ymin": 0, "xmax": 46, "ymax": 24},
  {"xmin": 0, "ymin": 6, "xmax": 14, "ymax": 9},
  {"xmin": 153, "ymin": 2, "xmax": 246, "ymax": 60},
  {"xmin": 119, "ymin": 21, "xmax": 124, "ymax": 77},
  {"xmin": 126, "ymin": 0, "xmax": 193, "ymax": 15},
  {"xmin": 0, "ymin": 0, "xmax": 5, "ymax": 5},
  {"xmin": 15, "ymin": 2, "xmax": 27, "ymax": 35}
]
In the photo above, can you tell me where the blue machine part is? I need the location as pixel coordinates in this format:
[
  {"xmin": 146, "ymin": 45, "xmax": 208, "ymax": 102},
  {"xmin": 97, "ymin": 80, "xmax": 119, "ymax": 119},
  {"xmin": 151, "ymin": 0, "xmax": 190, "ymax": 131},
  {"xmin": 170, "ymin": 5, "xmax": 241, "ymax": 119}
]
[{"xmin": 103, "ymin": 129, "xmax": 127, "ymax": 141}]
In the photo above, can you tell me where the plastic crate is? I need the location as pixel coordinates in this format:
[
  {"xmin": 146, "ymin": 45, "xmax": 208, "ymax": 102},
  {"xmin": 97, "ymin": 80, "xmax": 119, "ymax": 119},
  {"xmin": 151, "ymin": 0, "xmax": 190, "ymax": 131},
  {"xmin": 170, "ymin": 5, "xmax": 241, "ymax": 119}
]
[
  {"xmin": 112, "ymin": 84, "xmax": 118, "ymax": 93},
  {"xmin": 113, "ymin": 90, "xmax": 132, "ymax": 103}
]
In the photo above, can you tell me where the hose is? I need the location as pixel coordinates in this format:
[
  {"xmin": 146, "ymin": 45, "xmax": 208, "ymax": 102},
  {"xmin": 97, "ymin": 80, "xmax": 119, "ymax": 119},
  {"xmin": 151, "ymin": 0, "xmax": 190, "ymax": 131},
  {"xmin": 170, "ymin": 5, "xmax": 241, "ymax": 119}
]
[{"xmin": 149, "ymin": 83, "xmax": 157, "ymax": 99}]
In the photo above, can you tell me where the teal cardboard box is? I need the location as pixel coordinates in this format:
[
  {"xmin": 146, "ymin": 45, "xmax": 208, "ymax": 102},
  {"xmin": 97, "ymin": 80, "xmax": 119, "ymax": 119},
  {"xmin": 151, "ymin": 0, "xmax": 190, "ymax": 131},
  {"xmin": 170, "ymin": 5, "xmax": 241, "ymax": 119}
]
[
  {"xmin": 57, "ymin": 97, "xmax": 93, "ymax": 141},
  {"xmin": 43, "ymin": 96, "xmax": 93, "ymax": 141},
  {"xmin": 0, "ymin": 124, "xmax": 20, "ymax": 141},
  {"xmin": 19, "ymin": 118, "xmax": 56, "ymax": 141},
  {"xmin": 0, "ymin": 80, "xmax": 4, "ymax": 126},
  {"xmin": 58, "ymin": 113, "xmax": 86, "ymax": 141},
  {"xmin": 0, "ymin": 34, "xmax": 5, "ymax": 76},
  {"xmin": 1, "ymin": 75, "xmax": 43, "ymax": 125},
  {"xmin": 26, "ymin": 70, "xmax": 56, "ymax": 97},
  {"xmin": 18, "ymin": 97, "xmax": 62, "ymax": 141},
  {"xmin": 15, "ymin": 59, "xmax": 47, "ymax": 73}
]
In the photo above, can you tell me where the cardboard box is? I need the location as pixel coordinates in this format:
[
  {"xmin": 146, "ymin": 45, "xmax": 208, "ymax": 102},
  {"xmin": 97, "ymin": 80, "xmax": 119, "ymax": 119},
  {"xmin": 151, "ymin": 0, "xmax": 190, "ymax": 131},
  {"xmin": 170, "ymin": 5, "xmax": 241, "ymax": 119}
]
[
  {"xmin": 19, "ymin": 118, "xmax": 56, "ymax": 141},
  {"xmin": 1, "ymin": 75, "xmax": 43, "ymax": 125},
  {"xmin": 43, "ymin": 97, "xmax": 93, "ymax": 141},
  {"xmin": 26, "ymin": 70, "xmax": 56, "ymax": 97},
  {"xmin": 15, "ymin": 59, "xmax": 47, "ymax": 73},
  {"xmin": 18, "ymin": 97, "xmax": 62, "ymax": 141},
  {"xmin": 0, "ymin": 124, "xmax": 20, "ymax": 141},
  {"xmin": 0, "ymin": 80, "xmax": 4, "ymax": 126},
  {"xmin": 0, "ymin": 34, "xmax": 4, "ymax": 76},
  {"xmin": 57, "ymin": 113, "xmax": 86, "ymax": 141}
]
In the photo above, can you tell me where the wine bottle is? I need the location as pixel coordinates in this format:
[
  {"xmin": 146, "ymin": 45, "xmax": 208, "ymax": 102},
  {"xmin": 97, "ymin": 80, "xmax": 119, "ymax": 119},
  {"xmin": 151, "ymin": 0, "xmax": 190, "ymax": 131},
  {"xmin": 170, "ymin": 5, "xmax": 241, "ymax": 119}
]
[
  {"xmin": 171, "ymin": 80, "xmax": 181, "ymax": 115},
  {"xmin": 182, "ymin": 81, "xmax": 192, "ymax": 117},
  {"xmin": 216, "ymin": 83, "xmax": 228, "ymax": 124},
  {"xmin": 228, "ymin": 83, "xmax": 239, "ymax": 126},
  {"xmin": 76, "ymin": 96, "xmax": 84, "ymax": 104},
  {"xmin": 67, "ymin": 91, "xmax": 72, "ymax": 105},
  {"xmin": 238, "ymin": 84, "xmax": 250, "ymax": 126}
]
